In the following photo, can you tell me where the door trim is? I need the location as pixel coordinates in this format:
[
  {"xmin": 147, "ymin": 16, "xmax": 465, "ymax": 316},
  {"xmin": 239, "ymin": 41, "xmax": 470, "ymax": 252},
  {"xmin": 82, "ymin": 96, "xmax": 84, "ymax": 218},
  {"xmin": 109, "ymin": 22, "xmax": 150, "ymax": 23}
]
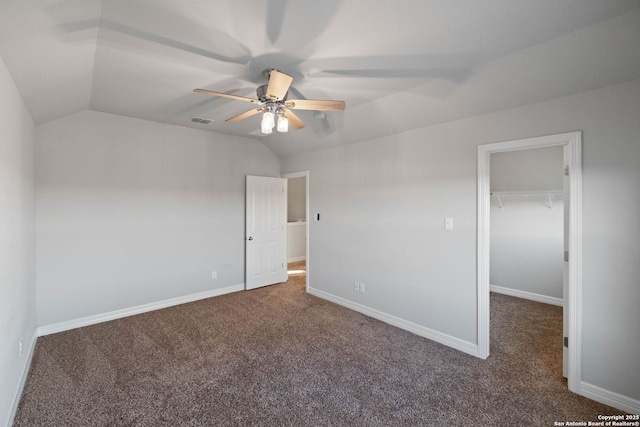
[
  {"xmin": 282, "ymin": 170, "xmax": 310, "ymax": 292},
  {"xmin": 477, "ymin": 131, "xmax": 582, "ymax": 393}
]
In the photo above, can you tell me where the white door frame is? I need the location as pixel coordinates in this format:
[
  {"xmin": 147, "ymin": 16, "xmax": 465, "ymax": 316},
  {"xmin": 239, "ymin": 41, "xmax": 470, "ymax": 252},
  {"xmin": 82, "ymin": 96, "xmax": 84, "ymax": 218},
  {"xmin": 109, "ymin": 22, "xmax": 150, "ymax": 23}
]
[
  {"xmin": 477, "ymin": 131, "xmax": 582, "ymax": 393},
  {"xmin": 282, "ymin": 170, "xmax": 310, "ymax": 292}
]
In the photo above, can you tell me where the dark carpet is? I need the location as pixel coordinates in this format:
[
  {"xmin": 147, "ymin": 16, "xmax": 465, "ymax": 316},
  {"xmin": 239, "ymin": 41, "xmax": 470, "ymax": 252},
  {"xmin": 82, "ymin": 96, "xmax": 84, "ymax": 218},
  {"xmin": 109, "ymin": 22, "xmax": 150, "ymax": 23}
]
[{"xmin": 14, "ymin": 262, "xmax": 620, "ymax": 426}]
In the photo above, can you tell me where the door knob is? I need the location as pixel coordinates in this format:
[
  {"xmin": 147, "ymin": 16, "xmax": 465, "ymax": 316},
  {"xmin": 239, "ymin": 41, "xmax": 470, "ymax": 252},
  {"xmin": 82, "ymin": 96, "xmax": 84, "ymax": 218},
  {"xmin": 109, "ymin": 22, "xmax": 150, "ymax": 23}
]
[{"xmin": 247, "ymin": 236, "xmax": 253, "ymax": 241}]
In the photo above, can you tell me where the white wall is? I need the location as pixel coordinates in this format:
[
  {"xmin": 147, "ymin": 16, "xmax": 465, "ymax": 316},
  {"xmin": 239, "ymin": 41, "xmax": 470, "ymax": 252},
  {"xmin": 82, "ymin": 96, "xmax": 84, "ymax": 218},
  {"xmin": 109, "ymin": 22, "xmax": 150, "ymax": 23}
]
[
  {"xmin": 491, "ymin": 146, "xmax": 564, "ymax": 191},
  {"xmin": 490, "ymin": 147, "xmax": 564, "ymax": 301},
  {"xmin": 36, "ymin": 111, "xmax": 280, "ymax": 327},
  {"xmin": 287, "ymin": 222, "xmax": 307, "ymax": 262},
  {"xmin": 284, "ymin": 124, "xmax": 480, "ymax": 344},
  {"xmin": 287, "ymin": 176, "xmax": 306, "ymax": 221},
  {"xmin": 0, "ymin": 57, "xmax": 36, "ymax": 427},
  {"xmin": 490, "ymin": 199, "xmax": 564, "ymax": 300},
  {"xmin": 281, "ymin": 78, "xmax": 640, "ymax": 403}
]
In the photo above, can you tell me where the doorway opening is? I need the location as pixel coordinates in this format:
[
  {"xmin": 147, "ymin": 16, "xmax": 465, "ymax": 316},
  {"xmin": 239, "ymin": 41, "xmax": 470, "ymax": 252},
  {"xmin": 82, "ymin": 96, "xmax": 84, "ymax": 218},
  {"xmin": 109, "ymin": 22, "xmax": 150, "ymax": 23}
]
[
  {"xmin": 490, "ymin": 145, "xmax": 565, "ymax": 382},
  {"xmin": 477, "ymin": 132, "xmax": 582, "ymax": 393},
  {"xmin": 282, "ymin": 171, "xmax": 310, "ymax": 292}
]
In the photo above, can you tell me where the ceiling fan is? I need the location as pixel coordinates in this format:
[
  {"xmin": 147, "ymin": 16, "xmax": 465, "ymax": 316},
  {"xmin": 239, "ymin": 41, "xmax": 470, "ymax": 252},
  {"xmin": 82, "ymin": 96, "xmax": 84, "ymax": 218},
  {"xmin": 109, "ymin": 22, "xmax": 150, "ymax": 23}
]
[{"xmin": 194, "ymin": 69, "xmax": 345, "ymax": 134}]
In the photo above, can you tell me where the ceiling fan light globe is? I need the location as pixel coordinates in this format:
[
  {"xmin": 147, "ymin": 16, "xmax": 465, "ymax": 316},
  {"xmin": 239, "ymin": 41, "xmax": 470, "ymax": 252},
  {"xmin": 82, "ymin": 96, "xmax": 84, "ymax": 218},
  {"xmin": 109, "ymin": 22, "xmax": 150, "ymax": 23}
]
[
  {"xmin": 277, "ymin": 116, "xmax": 289, "ymax": 132},
  {"xmin": 261, "ymin": 119, "xmax": 273, "ymax": 134},
  {"xmin": 262, "ymin": 111, "xmax": 275, "ymax": 129}
]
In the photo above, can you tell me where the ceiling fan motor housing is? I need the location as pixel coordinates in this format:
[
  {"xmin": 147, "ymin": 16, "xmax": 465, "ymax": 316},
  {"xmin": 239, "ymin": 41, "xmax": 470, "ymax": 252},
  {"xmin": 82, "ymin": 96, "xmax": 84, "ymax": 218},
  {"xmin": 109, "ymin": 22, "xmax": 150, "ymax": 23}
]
[{"xmin": 257, "ymin": 84, "xmax": 287, "ymax": 103}]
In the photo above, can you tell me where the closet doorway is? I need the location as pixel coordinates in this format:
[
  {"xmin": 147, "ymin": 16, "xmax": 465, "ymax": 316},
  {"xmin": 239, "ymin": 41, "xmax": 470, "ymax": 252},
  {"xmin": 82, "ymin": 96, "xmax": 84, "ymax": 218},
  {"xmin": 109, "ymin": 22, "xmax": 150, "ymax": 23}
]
[
  {"xmin": 490, "ymin": 145, "xmax": 565, "ymax": 378},
  {"xmin": 282, "ymin": 171, "xmax": 309, "ymax": 291},
  {"xmin": 477, "ymin": 132, "xmax": 582, "ymax": 393}
]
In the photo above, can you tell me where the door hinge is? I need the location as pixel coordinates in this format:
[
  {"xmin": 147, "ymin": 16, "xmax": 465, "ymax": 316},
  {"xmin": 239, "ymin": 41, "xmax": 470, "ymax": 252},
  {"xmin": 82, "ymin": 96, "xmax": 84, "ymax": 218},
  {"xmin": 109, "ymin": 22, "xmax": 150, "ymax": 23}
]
[
  {"xmin": 564, "ymin": 165, "xmax": 569, "ymax": 176},
  {"xmin": 564, "ymin": 251, "xmax": 569, "ymax": 262},
  {"xmin": 564, "ymin": 337, "xmax": 569, "ymax": 348}
]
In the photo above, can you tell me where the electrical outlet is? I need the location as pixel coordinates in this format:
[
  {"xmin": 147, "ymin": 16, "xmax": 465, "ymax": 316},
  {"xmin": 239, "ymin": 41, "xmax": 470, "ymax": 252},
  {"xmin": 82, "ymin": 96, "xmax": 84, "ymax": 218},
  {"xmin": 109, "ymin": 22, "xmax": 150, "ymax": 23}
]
[
  {"xmin": 360, "ymin": 283, "xmax": 365, "ymax": 293},
  {"xmin": 19, "ymin": 339, "xmax": 23, "ymax": 356},
  {"xmin": 211, "ymin": 271, "xmax": 217, "ymax": 280},
  {"xmin": 354, "ymin": 281, "xmax": 360, "ymax": 292}
]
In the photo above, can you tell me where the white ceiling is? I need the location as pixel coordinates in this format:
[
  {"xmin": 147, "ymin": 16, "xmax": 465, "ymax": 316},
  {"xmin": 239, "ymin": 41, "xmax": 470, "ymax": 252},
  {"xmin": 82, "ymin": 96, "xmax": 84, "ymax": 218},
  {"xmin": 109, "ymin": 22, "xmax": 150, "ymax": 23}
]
[{"xmin": 1, "ymin": 0, "xmax": 640, "ymax": 158}]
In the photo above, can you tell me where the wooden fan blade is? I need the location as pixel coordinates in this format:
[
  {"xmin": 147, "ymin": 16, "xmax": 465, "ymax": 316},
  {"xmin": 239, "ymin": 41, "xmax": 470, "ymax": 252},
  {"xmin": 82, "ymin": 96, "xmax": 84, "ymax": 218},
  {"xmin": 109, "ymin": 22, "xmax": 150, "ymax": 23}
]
[
  {"xmin": 226, "ymin": 107, "xmax": 265, "ymax": 122},
  {"xmin": 285, "ymin": 99, "xmax": 345, "ymax": 111},
  {"xmin": 194, "ymin": 88, "xmax": 261, "ymax": 105},
  {"xmin": 266, "ymin": 70, "xmax": 293, "ymax": 101},
  {"xmin": 282, "ymin": 109, "xmax": 306, "ymax": 130}
]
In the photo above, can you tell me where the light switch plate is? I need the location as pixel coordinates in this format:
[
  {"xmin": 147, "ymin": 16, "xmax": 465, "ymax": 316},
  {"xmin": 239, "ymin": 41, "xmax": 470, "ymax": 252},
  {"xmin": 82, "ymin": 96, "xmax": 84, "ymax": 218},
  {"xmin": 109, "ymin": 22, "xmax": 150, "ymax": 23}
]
[{"xmin": 445, "ymin": 218, "xmax": 454, "ymax": 230}]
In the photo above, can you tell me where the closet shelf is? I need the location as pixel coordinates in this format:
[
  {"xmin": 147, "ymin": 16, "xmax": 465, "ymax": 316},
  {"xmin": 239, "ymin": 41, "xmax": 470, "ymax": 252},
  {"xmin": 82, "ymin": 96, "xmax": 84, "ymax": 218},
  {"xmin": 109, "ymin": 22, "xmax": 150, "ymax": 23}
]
[{"xmin": 490, "ymin": 190, "xmax": 563, "ymax": 210}]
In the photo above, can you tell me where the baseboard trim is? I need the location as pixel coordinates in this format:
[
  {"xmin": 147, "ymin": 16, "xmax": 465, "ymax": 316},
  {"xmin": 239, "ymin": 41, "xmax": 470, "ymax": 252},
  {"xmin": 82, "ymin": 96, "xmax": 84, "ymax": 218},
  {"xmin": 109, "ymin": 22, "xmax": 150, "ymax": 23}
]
[
  {"xmin": 37, "ymin": 283, "xmax": 245, "ymax": 337},
  {"xmin": 490, "ymin": 284, "xmax": 563, "ymax": 307},
  {"xmin": 287, "ymin": 256, "xmax": 306, "ymax": 263},
  {"xmin": 7, "ymin": 329, "xmax": 37, "ymax": 427},
  {"xmin": 307, "ymin": 287, "xmax": 479, "ymax": 357},
  {"xmin": 580, "ymin": 382, "xmax": 640, "ymax": 415}
]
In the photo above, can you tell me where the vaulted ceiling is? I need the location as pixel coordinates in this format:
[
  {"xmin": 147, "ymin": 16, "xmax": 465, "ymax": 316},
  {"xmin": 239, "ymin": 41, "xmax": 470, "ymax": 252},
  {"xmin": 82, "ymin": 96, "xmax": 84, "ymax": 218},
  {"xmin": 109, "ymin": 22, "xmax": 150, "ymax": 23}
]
[{"xmin": 1, "ymin": 1, "xmax": 639, "ymax": 158}]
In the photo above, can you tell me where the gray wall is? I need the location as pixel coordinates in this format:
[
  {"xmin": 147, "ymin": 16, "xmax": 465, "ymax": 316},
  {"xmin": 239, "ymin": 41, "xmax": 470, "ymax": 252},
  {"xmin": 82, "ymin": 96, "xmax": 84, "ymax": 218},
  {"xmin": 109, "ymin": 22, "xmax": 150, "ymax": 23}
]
[
  {"xmin": 0, "ymin": 57, "xmax": 36, "ymax": 426},
  {"xmin": 490, "ymin": 199, "xmax": 564, "ymax": 299},
  {"xmin": 36, "ymin": 111, "xmax": 280, "ymax": 326},
  {"xmin": 490, "ymin": 147, "xmax": 564, "ymax": 299},
  {"xmin": 281, "ymin": 78, "xmax": 640, "ymax": 401},
  {"xmin": 287, "ymin": 176, "xmax": 306, "ymax": 221},
  {"xmin": 491, "ymin": 146, "xmax": 564, "ymax": 191}
]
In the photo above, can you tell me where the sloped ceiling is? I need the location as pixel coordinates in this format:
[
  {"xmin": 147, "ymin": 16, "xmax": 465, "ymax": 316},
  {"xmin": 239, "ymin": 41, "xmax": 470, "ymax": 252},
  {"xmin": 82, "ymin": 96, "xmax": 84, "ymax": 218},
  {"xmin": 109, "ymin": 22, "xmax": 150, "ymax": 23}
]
[{"xmin": 1, "ymin": 0, "xmax": 640, "ymax": 158}]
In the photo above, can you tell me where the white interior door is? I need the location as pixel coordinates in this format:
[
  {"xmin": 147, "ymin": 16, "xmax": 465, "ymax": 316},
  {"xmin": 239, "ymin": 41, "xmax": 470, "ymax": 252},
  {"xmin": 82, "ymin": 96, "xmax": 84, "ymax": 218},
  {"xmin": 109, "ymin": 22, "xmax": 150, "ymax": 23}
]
[
  {"xmin": 246, "ymin": 175, "xmax": 287, "ymax": 290},
  {"xmin": 562, "ymin": 147, "xmax": 570, "ymax": 377}
]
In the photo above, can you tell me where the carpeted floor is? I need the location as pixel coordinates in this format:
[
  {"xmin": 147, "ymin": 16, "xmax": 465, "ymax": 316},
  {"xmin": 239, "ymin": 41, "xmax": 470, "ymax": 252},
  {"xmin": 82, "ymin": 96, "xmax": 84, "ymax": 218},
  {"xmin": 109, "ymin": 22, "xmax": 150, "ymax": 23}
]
[{"xmin": 14, "ymin": 262, "xmax": 621, "ymax": 426}]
